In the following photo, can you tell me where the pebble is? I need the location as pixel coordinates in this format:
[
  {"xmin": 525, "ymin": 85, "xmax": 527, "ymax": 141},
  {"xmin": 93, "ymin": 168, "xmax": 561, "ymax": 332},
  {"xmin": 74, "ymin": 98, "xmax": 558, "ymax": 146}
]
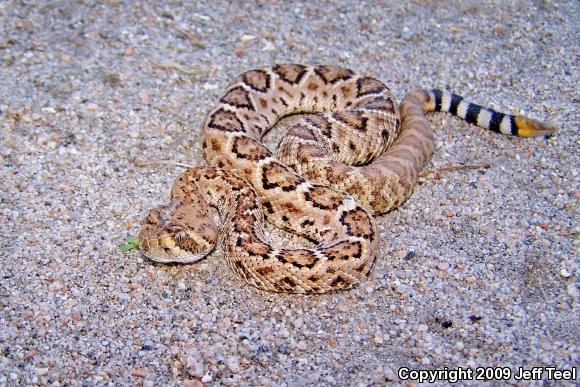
[
  {"xmin": 372, "ymin": 366, "xmax": 385, "ymax": 383},
  {"xmin": 202, "ymin": 83, "xmax": 218, "ymax": 90},
  {"xmin": 261, "ymin": 41, "xmax": 276, "ymax": 51},
  {"xmin": 184, "ymin": 380, "xmax": 203, "ymax": 387},
  {"xmin": 337, "ymin": 303, "xmax": 350, "ymax": 312},
  {"xmin": 567, "ymin": 283, "xmax": 579, "ymax": 298},
  {"xmin": 184, "ymin": 355, "xmax": 204, "ymax": 377},
  {"xmin": 131, "ymin": 368, "xmax": 148, "ymax": 378},
  {"xmin": 559, "ymin": 267, "xmax": 572, "ymax": 278},
  {"xmin": 201, "ymin": 372, "xmax": 213, "ymax": 383},
  {"xmin": 279, "ymin": 327, "xmax": 290, "ymax": 338},
  {"xmin": 296, "ymin": 341, "xmax": 308, "ymax": 351},
  {"xmin": 226, "ymin": 356, "xmax": 240, "ymax": 373},
  {"xmin": 293, "ymin": 317, "xmax": 304, "ymax": 329},
  {"xmin": 541, "ymin": 342, "xmax": 552, "ymax": 351},
  {"xmin": 34, "ymin": 367, "xmax": 49, "ymax": 376},
  {"xmin": 240, "ymin": 34, "xmax": 256, "ymax": 43},
  {"xmin": 85, "ymin": 103, "xmax": 99, "ymax": 112},
  {"xmin": 401, "ymin": 26, "xmax": 414, "ymax": 40},
  {"xmin": 138, "ymin": 90, "xmax": 149, "ymax": 104}
]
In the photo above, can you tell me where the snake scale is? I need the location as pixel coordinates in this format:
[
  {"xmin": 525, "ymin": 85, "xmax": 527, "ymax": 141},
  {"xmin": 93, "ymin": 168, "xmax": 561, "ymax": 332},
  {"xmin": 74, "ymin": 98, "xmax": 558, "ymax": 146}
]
[{"xmin": 138, "ymin": 64, "xmax": 555, "ymax": 293}]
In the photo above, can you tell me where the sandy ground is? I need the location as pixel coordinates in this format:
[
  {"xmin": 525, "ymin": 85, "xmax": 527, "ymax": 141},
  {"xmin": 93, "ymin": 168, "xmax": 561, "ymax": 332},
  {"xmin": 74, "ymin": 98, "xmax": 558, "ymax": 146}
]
[{"xmin": 0, "ymin": 0, "xmax": 578, "ymax": 385}]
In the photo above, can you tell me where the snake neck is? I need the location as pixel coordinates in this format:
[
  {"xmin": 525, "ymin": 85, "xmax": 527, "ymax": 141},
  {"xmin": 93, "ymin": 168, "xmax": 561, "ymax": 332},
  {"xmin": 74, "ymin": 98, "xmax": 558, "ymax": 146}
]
[{"xmin": 175, "ymin": 167, "xmax": 265, "ymax": 234}]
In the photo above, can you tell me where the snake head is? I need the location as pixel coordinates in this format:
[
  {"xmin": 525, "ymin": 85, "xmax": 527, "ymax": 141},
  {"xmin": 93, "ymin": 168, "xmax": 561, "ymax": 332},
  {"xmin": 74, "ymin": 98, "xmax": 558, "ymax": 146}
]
[{"xmin": 138, "ymin": 200, "xmax": 218, "ymax": 263}]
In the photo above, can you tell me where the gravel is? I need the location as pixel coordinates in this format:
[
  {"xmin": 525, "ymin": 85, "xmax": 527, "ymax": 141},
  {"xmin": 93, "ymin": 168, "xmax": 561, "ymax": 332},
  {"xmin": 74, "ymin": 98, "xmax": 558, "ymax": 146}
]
[{"xmin": 0, "ymin": 0, "xmax": 578, "ymax": 385}]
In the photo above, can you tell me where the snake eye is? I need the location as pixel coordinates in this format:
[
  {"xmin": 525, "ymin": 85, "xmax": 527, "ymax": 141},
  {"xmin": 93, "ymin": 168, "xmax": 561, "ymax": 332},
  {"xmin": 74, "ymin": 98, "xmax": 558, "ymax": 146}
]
[{"xmin": 175, "ymin": 231, "xmax": 187, "ymax": 245}]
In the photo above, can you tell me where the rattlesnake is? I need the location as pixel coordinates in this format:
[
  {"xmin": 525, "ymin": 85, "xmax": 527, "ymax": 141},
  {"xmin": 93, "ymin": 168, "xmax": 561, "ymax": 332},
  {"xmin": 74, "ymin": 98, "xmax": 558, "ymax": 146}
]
[{"xmin": 138, "ymin": 64, "xmax": 555, "ymax": 293}]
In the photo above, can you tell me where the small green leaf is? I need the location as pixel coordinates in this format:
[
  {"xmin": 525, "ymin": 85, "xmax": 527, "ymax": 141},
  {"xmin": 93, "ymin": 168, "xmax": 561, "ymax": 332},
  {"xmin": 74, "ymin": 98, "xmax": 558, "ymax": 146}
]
[{"xmin": 120, "ymin": 236, "xmax": 140, "ymax": 253}]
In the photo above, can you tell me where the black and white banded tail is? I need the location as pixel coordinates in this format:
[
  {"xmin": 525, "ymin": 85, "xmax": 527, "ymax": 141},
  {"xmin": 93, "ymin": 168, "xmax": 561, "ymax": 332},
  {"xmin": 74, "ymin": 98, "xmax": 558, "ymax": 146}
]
[{"xmin": 426, "ymin": 89, "xmax": 556, "ymax": 137}]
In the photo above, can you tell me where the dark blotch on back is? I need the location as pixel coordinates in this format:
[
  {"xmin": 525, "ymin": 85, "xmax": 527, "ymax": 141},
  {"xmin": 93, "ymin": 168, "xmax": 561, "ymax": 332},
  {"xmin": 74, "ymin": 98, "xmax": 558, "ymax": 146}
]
[
  {"xmin": 241, "ymin": 69, "xmax": 271, "ymax": 93},
  {"xmin": 272, "ymin": 63, "xmax": 308, "ymax": 84}
]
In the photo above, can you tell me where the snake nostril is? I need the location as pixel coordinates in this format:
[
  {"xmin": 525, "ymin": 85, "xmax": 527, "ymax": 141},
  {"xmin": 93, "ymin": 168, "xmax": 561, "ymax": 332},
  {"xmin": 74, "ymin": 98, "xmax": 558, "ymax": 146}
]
[{"xmin": 146, "ymin": 211, "xmax": 160, "ymax": 225}]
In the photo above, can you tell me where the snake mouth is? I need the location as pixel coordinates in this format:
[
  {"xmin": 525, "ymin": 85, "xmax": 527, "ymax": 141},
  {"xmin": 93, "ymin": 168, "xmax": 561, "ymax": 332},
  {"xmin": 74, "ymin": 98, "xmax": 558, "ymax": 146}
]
[{"xmin": 138, "ymin": 228, "xmax": 210, "ymax": 264}]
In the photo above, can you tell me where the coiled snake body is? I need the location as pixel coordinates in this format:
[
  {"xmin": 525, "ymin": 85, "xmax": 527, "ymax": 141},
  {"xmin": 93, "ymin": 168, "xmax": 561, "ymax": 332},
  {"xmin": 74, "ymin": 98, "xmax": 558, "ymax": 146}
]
[{"xmin": 138, "ymin": 64, "xmax": 554, "ymax": 293}]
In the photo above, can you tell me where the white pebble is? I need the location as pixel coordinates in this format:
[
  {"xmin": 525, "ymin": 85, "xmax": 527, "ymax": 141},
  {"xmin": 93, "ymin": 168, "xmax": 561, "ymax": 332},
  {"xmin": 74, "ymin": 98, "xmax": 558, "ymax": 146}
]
[
  {"xmin": 261, "ymin": 41, "xmax": 276, "ymax": 51},
  {"xmin": 201, "ymin": 372, "xmax": 213, "ymax": 383},
  {"xmin": 401, "ymin": 26, "xmax": 414, "ymax": 40},
  {"xmin": 240, "ymin": 34, "xmax": 256, "ymax": 43},
  {"xmin": 34, "ymin": 367, "xmax": 49, "ymax": 376},
  {"xmin": 293, "ymin": 317, "xmax": 304, "ymax": 328},
  {"xmin": 559, "ymin": 267, "xmax": 572, "ymax": 278},
  {"xmin": 567, "ymin": 283, "xmax": 579, "ymax": 298},
  {"xmin": 296, "ymin": 341, "xmax": 307, "ymax": 351},
  {"xmin": 384, "ymin": 366, "xmax": 396, "ymax": 381}
]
